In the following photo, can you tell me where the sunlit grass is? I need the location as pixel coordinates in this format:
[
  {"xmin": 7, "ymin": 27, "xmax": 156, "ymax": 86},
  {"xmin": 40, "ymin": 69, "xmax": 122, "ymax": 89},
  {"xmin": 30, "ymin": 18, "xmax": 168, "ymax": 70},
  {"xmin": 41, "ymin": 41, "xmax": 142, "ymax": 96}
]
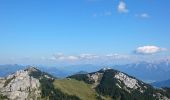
[{"xmin": 53, "ymin": 79, "xmax": 97, "ymax": 100}]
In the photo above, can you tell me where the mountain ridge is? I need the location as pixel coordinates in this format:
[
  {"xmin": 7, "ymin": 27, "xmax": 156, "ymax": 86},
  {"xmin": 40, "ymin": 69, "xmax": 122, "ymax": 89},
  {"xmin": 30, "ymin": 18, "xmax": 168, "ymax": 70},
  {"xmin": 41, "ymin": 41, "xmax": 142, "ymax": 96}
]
[
  {"xmin": 0, "ymin": 66, "xmax": 170, "ymax": 100},
  {"xmin": 69, "ymin": 68, "xmax": 170, "ymax": 100},
  {"xmin": 152, "ymin": 79, "xmax": 170, "ymax": 88}
]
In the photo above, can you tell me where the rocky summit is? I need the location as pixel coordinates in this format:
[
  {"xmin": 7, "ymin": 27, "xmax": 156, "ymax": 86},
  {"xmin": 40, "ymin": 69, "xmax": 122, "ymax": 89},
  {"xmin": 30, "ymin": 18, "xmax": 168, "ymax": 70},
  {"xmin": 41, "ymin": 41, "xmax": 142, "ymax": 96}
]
[{"xmin": 0, "ymin": 67, "xmax": 41, "ymax": 100}]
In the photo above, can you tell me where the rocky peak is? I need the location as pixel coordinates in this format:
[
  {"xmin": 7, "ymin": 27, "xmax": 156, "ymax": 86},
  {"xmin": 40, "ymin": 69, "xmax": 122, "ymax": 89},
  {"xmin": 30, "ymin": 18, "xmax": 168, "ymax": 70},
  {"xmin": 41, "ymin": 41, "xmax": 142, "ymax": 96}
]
[
  {"xmin": 25, "ymin": 66, "xmax": 39, "ymax": 73},
  {"xmin": 101, "ymin": 67, "xmax": 112, "ymax": 71},
  {"xmin": 87, "ymin": 72, "xmax": 103, "ymax": 88},
  {"xmin": 115, "ymin": 72, "xmax": 140, "ymax": 89},
  {"xmin": 0, "ymin": 67, "xmax": 41, "ymax": 100}
]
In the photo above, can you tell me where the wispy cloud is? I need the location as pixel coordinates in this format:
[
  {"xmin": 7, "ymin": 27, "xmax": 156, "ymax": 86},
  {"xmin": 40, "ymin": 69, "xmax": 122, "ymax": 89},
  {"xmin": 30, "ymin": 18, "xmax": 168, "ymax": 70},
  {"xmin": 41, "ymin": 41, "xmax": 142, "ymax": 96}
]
[
  {"xmin": 118, "ymin": 1, "xmax": 129, "ymax": 13},
  {"xmin": 106, "ymin": 53, "xmax": 129, "ymax": 59},
  {"xmin": 92, "ymin": 10, "xmax": 112, "ymax": 17},
  {"xmin": 67, "ymin": 56, "xmax": 79, "ymax": 60},
  {"xmin": 135, "ymin": 13, "xmax": 150, "ymax": 19},
  {"xmin": 51, "ymin": 53, "xmax": 79, "ymax": 61},
  {"xmin": 134, "ymin": 46, "xmax": 167, "ymax": 55},
  {"xmin": 103, "ymin": 11, "xmax": 112, "ymax": 16},
  {"xmin": 48, "ymin": 53, "xmax": 134, "ymax": 65},
  {"xmin": 4, "ymin": 51, "xmax": 169, "ymax": 65},
  {"xmin": 79, "ymin": 54, "xmax": 99, "ymax": 59}
]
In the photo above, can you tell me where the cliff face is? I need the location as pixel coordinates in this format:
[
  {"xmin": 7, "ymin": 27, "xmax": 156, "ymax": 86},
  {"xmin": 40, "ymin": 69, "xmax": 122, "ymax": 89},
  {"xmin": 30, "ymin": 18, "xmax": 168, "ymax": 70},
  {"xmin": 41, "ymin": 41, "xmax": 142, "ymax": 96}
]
[{"xmin": 0, "ymin": 67, "xmax": 41, "ymax": 100}]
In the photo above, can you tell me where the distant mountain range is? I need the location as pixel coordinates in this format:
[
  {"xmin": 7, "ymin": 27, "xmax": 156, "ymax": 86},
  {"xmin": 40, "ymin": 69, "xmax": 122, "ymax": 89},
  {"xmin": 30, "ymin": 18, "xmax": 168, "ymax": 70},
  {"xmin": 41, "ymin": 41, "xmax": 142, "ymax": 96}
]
[
  {"xmin": 152, "ymin": 79, "xmax": 170, "ymax": 88},
  {"xmin": 112, "ymin": 61, "xmax": 170, "ymax": 82},
  {"xmin": 0, "ymin": 60, "xmax": 170, "ymax": 83},
  {"xmin": 0, "ymin": 64, "xmax": 70, "ymax": 78},
  {"xmin": 1, "ymin": 67, "xmax": 170, "ymax": 100},
  {"xmin": 0, "ymin": 64, "xmax": 26, "ymax": 77}
]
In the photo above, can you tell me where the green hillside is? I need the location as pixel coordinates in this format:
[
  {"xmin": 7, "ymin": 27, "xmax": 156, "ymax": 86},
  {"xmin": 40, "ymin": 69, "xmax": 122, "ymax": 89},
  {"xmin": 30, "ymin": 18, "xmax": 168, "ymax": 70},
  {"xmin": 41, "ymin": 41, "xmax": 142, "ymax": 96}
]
[{"xmin": 53, "ymin": 79, "xmax": 98, "ymax": 100}]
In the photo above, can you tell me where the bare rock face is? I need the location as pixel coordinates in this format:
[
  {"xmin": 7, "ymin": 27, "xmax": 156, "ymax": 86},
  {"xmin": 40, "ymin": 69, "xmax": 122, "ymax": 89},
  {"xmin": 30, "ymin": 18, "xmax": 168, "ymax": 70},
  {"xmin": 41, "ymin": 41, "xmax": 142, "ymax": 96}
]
[
  {"xmin": 115, "ymin": 72, "xmax": 140, "ymax": 89},
  {"xmin": 0, "ymin": 68, "xmax": 41, "ymax": 100},
  {"xmin": 87, "ymin": 72, "xmax": 103, "ymax": 88},
  {"xmin": 114, "ymin": 72, "xmax": 148, "ymax": 93},
  {"xmin": 0, "ymin": 78, "xmax": 5, "ymax": 90},
  {"xmin": 88, "ymin": 72, "xmax": 103, "ymax": 83}
]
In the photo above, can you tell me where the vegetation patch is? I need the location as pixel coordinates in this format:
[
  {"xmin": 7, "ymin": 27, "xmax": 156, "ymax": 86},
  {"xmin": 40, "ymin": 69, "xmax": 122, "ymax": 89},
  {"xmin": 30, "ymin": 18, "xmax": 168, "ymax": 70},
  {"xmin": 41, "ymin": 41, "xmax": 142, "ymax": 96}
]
[
  {"xmin": 40, "ymin": 76, "xmax": 80, "ymax": 100},
  {"xmin": 0, "ymin": 93, "xmax": 8, "ymax": 100},
  {"xmin": 68, "ymin": 74, "xmax": 95, "ymax": 84},
  {"xmin": 53, "ymin": 79, "xmax": 98, "ymax": 100}
]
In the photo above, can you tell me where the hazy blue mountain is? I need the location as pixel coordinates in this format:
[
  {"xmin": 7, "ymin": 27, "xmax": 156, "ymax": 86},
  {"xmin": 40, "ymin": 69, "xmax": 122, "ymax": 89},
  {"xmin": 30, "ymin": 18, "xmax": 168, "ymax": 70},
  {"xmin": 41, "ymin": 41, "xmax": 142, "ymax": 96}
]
[
  {"xmin": 0, "ymin": 64, "xmax": 26, "ymax": 77},
  {"xmin": 58, "ymin": 61, "xmax": 170, "ymax": 82},
  {"xmin": 112, "ymin": 61, "xmax": 170, "ymax": 82},
  {"xmin": 151, "ymin": 79, "xmax": 170, "ymax": 88},
  {"xmin": 58, "ymin": 64, "xmax": 103, "ymax": 73},
  {"xmin": 37, "ymin": 66, "xmax": 72, "ymax": 78},
  {"xmin": 74, "ymin": 71, "xmax": 88, "ymax": 75},
  {"xmin": 1, "ymin": 61, "xmax": 170, "ymax": 82},
  {"xmin": 0, "ymin": 65, "xmax": 69, "ymax": 78}
]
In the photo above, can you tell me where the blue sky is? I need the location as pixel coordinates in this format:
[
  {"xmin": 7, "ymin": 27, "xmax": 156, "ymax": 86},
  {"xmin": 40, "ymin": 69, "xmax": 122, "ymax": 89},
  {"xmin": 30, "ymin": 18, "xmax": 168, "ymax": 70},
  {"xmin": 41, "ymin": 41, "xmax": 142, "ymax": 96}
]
[{"xmin": 0, "ymin": 0, "xmax": 170, "ymax": 65}]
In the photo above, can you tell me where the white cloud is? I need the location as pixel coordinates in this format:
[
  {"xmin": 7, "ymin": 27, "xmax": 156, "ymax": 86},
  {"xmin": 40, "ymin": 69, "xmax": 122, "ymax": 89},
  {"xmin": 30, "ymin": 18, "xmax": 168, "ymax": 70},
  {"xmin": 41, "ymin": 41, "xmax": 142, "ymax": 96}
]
[
  {"xmin": 49, "ymin": 56, "xmax": 57, "ymax": 60},
  {"xmin": 135, "ymin": 46, "xmax": 167, "ymax": 54},
  {"xmin": 53, "ymin": 53, "xmax": 65, "ymax": 60},
  {"xmin": 79, "ymin": 54, "xmax": 99, "ymax": 59},
  {"xmin": 52, "ymin": 53, "xmax": 78, "ymax": 61},
  {"xmin": 136, "ymin": 13, "xmax": 150, "ymax": 18},
  {"xmin": 141, "ymin": 13, "xmax": 150, "ymax": 18},
  {"xmin": 47, "ymin": 49, "xmax": 168, "ymax": 65},
  {"xmin": 92, "ymin": 10, "xmax": 112, "ymax": 17},
  {"xmin": 118, "ymin": 1, "xmax": 129, "ymax": 13},
  {"xmin": 106, "ymin": 53, "xmax": 129, "ymax": 59},
  {"xmin": 67, "ymin": 56, "xmax": 79, "ymax": 60},
  {"xmin": 51, "ymin": 53, "xmax": 100, "ymax": 61}
]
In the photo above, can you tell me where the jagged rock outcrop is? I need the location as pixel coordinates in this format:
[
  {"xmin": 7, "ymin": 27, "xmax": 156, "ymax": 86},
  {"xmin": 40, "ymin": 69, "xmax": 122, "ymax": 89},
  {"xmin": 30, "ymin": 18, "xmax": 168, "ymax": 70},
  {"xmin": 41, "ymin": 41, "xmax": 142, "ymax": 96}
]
[
  {"xmin": 0, "ymin": 67, "xmax": 41, "ymax": 100},
  {"xmin": 87, "ymin": 72, "xmax": 103, "ymax": 88},
  {"xmin": 115, "ymin": 72, "xmax": 140, "ymax": 89}
]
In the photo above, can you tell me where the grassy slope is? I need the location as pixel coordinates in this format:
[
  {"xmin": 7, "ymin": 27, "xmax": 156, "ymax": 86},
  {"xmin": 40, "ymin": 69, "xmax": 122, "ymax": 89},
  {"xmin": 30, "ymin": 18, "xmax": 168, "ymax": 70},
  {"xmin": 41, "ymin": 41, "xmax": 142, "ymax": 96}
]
[{"xmin": 53, "ymin": 79, "xmax": 98, "ymax": 100}]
